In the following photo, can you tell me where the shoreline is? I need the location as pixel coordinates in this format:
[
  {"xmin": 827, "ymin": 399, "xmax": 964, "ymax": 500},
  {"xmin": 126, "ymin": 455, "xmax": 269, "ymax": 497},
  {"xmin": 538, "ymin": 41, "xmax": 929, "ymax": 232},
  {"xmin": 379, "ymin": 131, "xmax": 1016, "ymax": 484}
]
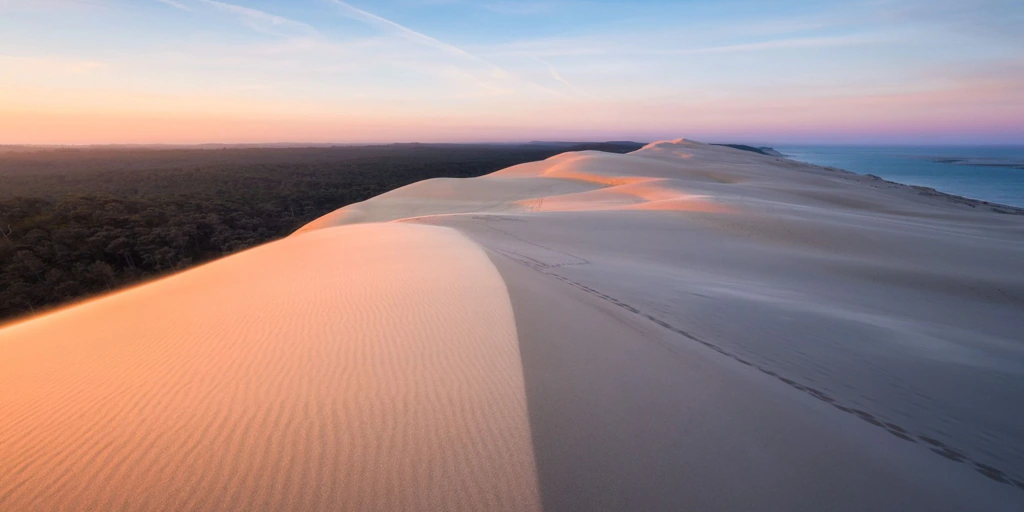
[
  {"xmin": 767, "ymin": 145, "xmax": 1024, "ymax": 213},
  {"xmin": 776, "ymin": 153, "xmax": 1024, "ymax": 215}
]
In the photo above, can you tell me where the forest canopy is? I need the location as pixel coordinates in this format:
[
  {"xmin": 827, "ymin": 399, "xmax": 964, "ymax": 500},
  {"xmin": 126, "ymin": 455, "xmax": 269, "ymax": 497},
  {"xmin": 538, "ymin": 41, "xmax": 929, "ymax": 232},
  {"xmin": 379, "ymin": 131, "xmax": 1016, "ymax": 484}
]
[{"xmin": 0, "ymin": 142, "xmax": 643, "ymax": 323}]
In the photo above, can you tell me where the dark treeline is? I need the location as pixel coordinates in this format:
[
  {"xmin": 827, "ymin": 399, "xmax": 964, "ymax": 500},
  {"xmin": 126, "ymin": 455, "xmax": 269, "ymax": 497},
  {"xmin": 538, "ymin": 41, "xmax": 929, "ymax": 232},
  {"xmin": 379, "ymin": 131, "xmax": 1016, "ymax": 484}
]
[{"xmin": 0, "ymin": 142, "xmax": 643, "ymax": 323}]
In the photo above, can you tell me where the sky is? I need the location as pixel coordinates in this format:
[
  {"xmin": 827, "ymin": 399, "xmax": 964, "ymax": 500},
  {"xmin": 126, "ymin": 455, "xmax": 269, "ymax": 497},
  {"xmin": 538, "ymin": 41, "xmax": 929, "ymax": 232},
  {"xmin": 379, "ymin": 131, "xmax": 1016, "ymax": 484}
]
[{"xmin": 1, "ymin": 0, "xmax": 1022, "ymax": 145}]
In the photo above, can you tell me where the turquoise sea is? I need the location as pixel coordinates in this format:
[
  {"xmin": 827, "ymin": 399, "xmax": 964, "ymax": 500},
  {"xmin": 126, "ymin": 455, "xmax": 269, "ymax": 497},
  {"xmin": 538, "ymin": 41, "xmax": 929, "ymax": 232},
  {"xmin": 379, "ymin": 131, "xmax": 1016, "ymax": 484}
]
[{"xmin": 776, "ymin": 146, "xmax": 1024, "ymax": 208}]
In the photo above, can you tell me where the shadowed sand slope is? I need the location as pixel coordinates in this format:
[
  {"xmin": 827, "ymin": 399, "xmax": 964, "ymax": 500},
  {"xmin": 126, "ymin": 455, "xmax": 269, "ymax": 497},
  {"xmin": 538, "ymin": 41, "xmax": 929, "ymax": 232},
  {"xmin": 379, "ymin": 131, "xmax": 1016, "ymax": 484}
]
[
  {"xmin": 301, "ymin": 139, "xmax": 1024, "ymax": 509},
  {"xmin": 0, "ymin": 224, "xmax": 539, "ymax": 512},
  {"xmin": 3, "ymin": 139, "xmax": 1024, "ymax": 511},
  {"xmin": 489, "ymin": 251, "xmax": 1018, "ymax": 511}
]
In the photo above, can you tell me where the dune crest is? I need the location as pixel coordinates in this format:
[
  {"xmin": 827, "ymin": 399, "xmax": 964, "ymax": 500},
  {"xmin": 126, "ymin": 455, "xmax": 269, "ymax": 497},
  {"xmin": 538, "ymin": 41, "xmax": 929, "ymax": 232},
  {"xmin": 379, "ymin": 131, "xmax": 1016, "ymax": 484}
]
[
  {"xmin": 295, "ymin": 143, "xmax": 739, "ymax": 229},
  {"xmin": 0, "ymin": 224, "xmax": 539, "ymax": 512}
]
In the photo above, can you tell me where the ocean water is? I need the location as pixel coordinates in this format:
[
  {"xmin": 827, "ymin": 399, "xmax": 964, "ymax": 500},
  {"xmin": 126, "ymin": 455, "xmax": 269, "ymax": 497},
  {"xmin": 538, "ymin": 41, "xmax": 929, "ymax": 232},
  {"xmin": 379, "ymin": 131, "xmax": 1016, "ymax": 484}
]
[{"xmin": 776, "ymin": 146, "xmax": 1024, "ymax": 208}]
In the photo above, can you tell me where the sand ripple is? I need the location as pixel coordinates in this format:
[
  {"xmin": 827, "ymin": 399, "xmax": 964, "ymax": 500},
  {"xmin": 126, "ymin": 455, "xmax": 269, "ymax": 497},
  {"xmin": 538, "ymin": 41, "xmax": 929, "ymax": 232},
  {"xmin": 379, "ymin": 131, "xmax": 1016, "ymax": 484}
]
[{"xmin": 0, "ymin": 224, "xmax": 539, "ymax": 512}]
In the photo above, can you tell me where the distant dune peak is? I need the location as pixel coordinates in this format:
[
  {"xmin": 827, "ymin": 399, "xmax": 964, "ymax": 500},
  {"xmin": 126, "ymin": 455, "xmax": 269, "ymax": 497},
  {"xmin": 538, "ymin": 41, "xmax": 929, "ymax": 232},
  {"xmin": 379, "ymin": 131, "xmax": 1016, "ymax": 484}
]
[
  {"xmin": 295, "ymin": 140, "xmax": 744, "ymax": 231},
  {"xmin": 638, "ymin": 137, "xmax": 699, "ymax": 151}
]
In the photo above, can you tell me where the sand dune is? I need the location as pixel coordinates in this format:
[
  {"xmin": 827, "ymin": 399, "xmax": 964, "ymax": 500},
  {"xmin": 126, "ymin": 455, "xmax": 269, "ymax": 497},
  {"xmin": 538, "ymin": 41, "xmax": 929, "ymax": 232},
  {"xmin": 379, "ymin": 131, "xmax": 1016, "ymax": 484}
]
[
  {"xmin": 0, "ymin": 224, "xmax": 539, "ymax": 511},
  {"xmin": 3, "ymin": 140, "xmax": 1024, "ymax": 510}
]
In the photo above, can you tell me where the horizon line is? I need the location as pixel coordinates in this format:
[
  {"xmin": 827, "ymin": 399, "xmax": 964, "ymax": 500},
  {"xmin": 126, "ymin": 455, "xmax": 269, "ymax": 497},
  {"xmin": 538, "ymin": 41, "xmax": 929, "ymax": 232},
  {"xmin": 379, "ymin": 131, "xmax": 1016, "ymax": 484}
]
[{"xmin": 3, "ymin": 140, "xmax": 1024, "ymax": 149}]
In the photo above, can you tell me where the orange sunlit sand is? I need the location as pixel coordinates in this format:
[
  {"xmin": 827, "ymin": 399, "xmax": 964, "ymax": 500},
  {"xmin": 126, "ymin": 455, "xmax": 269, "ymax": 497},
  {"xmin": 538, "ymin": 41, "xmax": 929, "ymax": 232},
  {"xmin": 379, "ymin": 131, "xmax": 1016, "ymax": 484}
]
[
  {"xmin": 0, "ymin": 223, "xmax": 539, "ymax": 511},
  {"xmin": 2, "ymin": 141, "xmax": 1024, "ymax": 510}
]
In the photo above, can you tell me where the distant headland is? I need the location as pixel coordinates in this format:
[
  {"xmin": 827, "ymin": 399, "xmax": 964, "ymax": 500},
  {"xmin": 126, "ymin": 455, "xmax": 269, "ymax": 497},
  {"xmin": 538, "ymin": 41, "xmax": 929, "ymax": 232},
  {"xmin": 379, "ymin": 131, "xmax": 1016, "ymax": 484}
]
[{"xmin": 711, "ymin": 144, "xmax": 786, "ymax": 157}]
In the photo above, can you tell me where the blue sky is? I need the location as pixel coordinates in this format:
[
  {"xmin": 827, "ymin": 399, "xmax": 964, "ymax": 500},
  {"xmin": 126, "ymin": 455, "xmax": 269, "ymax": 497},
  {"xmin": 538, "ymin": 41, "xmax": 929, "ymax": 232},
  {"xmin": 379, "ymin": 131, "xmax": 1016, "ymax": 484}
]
[{"xmin": 1, "ymin": 0, "xmax": 1022, "ymax": 144}]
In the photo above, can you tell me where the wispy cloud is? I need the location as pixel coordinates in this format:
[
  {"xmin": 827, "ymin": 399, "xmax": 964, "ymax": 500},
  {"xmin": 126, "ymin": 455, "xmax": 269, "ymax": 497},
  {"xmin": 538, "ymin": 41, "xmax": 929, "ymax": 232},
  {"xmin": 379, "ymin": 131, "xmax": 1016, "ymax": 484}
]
[
  {"xmin": 326, "ymin": 0, "xmax": 490, "ymax": 66},
  {"xmin": 154, "ymin": 0, "xmax": 190, "ymax": 11},
  {"xmin": 324, "ymin": 0, "xmax": 571, "ymax": 96},
  {"xmin": 671, "ymin": 34, "xmax": 887, "ymax": 55},
  {"xmin": 496, "ymin": 32, "xmax": 886, "ymax": 58},
  {"xmin": 198, "ymin": 0, "xmax": 317, "ymax": 37},
  {"xmin": 521, "ymin": 53, "xmax": 590, "ymax": 96}
]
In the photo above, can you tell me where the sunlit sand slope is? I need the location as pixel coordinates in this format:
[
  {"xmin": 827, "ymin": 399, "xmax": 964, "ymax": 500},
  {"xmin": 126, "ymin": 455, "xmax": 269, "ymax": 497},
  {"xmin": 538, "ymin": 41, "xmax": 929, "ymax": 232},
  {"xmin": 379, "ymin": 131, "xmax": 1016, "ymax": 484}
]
[{"xmin": 0, "ymin": 224, "xmax": 539, "ymax": 512}]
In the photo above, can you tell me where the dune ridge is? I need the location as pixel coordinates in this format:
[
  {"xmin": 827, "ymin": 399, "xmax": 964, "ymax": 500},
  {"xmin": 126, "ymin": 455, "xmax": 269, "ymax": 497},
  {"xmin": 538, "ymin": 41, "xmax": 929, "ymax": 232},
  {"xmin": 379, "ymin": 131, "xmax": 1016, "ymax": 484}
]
[{"xmin": 297, "ymin": 139, "xmax": 1024, "ymax": 507}]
